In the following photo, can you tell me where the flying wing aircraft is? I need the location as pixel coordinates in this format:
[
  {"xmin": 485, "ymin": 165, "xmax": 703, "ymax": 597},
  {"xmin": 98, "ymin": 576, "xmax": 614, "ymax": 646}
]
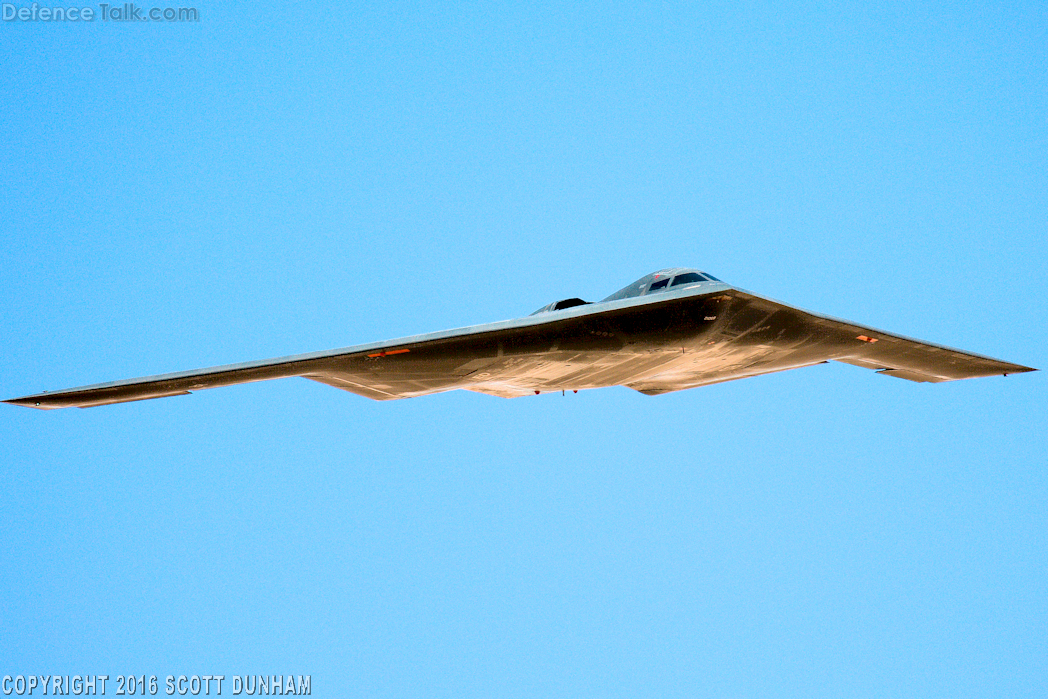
[{"xmin": 4, "ymin": 268, "xmax": 1035, "ymax": 410}]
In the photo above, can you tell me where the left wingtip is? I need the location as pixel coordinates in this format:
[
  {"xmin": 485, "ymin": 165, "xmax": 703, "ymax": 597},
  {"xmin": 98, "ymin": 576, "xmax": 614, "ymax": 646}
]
[{"xmin": 3, "ymin": 396, "xmax": 54, "ymax": 410}]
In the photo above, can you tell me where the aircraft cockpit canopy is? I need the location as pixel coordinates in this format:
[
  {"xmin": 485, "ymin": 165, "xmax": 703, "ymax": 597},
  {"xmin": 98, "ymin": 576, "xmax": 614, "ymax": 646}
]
[
  {"xmin": 532, "ymin": 268, "xmax": 724, "ymax": 314},
  {"xmin": 601, "ymin": 268, "xmax": 722, "ymax": 302}
]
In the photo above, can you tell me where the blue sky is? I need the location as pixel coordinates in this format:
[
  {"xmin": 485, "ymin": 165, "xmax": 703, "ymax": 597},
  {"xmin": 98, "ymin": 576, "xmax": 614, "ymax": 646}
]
[{"xmin": 1, "ymin": 2, "xmax": 1045, "ymax": 696}]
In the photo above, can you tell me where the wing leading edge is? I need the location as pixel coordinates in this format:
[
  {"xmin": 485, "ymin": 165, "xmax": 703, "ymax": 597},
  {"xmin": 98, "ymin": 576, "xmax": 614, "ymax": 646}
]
[{"xmin": 5, "ymin": 275, "xmax": 1034, "ymax": 409}]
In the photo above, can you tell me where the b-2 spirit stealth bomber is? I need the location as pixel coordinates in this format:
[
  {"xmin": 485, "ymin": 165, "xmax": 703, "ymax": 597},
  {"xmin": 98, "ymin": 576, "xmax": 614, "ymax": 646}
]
[{"xmin": 5, "ymin": 268, "xmax": 1034, "ymax": 410}]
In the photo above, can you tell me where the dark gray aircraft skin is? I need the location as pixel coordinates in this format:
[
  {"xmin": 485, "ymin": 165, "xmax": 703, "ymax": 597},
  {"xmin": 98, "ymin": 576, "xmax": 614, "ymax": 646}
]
[{"xmin": 4, "ymin": 268, "xmax": 1035, "ymax": 409}]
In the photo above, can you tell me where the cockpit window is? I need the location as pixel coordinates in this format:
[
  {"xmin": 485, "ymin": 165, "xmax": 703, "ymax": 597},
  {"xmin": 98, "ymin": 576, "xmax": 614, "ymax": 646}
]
[
  {"xmin": 599, "ymin": 269, "xmax": 725, "ymax": 302},
  {"xmin": 671, "ymin": 272, "xmax": 706, "ymax": 286},
  {"xmin": 649, "ymin": 278, "xmax": 670, "ymax": 292}
]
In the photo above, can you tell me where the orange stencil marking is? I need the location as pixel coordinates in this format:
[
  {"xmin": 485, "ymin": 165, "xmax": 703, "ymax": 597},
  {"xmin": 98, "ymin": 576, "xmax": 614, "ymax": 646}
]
[
  {"xmin": 856, "ymin": 335, "xmax": 878, "ymax": 343},
  {"xmin": 367, "ymin": 348, "xmax": 411, "ymax": 358}
]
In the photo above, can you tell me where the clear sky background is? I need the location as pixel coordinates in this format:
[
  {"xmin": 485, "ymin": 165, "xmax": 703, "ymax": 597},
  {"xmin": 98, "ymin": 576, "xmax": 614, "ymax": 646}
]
[{"xmin": 1, "ymin": 2, "xmax": 1045, "ymax": 697}]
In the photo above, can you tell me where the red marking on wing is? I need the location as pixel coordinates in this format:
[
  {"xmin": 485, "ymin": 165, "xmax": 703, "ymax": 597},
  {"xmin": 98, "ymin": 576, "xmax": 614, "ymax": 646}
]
[{"xmin": 367, "ymin": 348, "xmax": 411, "ymax": 358}]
